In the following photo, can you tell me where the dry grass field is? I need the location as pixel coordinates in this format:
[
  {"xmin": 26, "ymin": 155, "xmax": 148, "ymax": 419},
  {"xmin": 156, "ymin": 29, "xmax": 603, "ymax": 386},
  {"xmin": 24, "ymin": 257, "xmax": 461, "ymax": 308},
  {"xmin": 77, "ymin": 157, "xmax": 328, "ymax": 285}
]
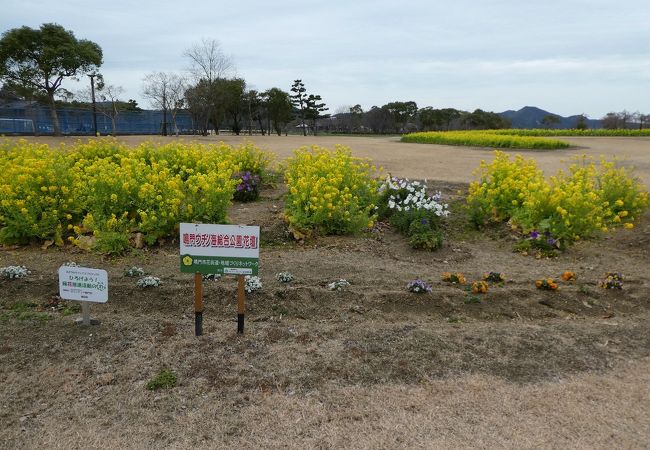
[{"xmin": 1, "ymin": 135, "xmax": 649, "ymax": 449}]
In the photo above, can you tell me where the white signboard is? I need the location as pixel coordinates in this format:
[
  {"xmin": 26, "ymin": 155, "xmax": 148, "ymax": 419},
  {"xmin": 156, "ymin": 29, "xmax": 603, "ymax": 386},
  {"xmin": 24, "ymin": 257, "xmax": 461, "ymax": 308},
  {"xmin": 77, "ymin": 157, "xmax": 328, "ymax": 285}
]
[
  {"xmin": 180, "ymin": 223, "xmax": 260, "ymax": 275},
  {"xmin": 58, "ymin": 266, "xmax": 108, "ymax": 303}
]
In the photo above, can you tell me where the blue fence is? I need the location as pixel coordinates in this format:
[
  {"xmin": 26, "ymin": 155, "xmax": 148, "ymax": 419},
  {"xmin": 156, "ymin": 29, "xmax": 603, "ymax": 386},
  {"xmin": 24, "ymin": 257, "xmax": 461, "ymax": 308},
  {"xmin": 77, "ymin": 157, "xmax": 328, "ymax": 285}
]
[{"xmin": 0, "ymin": 104, "xmax": 195, "ymax": 135}]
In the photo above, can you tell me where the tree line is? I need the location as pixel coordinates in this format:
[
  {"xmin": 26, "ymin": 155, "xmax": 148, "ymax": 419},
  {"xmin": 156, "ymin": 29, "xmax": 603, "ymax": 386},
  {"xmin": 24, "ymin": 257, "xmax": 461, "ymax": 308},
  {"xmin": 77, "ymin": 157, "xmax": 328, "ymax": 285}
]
[
  {"xmin": 3, "ymin": 23, "xmax": 647, "ymax": 137},
  {"xmin": 0, "ymin": 24, "xmax": 511, "ymax": 136},
  {"xmin": 0, "ymin": 25, "xmax": 331, "ymax": 136}
]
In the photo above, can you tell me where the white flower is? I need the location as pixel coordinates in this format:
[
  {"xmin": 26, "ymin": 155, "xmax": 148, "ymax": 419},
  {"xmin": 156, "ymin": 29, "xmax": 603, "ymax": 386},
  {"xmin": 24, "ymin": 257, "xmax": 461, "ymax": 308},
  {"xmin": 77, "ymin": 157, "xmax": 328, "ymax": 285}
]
[
  {"xmin": 327, "ymin": 279, "xmax": 350, "ymax": 291},
  {"xmin": 137, "ymin": 276, "xmax": 161, "ymax": 288},
  {"xmin": 244, "ymin": 275, "xmax": 263, "ymax": 293},
  {"xmin": 275, "ymin": 272, "xmax": 294, "ymax": 283},
  {"xmin": 125, "ymin": 266, "xmax": 145, "ymax": 277},
  {"xmin": 0, "ymin": 265, "xmax": 30, "ymax": 279}
]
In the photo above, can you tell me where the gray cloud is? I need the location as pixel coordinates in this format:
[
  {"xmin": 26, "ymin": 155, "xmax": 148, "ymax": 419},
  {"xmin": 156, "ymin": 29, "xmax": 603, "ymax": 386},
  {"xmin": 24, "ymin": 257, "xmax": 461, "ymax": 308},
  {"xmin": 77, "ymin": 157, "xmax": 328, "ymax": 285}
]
[{"xmin": 3, "ymin": 0, "xmax": 649, "ymax": 117}]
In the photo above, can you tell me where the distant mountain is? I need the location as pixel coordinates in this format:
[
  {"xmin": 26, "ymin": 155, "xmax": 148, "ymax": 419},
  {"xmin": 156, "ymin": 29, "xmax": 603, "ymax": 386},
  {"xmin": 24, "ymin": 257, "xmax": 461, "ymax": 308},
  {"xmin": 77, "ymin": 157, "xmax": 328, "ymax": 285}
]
[{"xmin": 499, "ymin": 106, "xmax": 602, "ymax": 129}]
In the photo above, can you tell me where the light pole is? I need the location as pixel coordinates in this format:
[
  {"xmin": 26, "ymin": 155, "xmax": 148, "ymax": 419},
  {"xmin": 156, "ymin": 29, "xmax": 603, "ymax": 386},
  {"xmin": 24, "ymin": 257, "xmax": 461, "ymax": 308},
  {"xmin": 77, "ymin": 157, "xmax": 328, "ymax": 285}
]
[{"xmin": 88, "ymin": 73, "xmax": 98, "ymax": 136}]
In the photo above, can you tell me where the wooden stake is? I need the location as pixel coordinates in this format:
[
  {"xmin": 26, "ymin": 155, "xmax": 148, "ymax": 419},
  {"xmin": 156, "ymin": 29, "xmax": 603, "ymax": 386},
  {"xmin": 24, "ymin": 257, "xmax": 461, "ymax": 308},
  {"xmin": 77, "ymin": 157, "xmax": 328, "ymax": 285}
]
[
  {"xmin": 194, "ymin": 272, "xmax": 203, "ymax": 336},
  {"xmin": 237, "ymin": 275, "xmax": 245, "ymax": 334}
]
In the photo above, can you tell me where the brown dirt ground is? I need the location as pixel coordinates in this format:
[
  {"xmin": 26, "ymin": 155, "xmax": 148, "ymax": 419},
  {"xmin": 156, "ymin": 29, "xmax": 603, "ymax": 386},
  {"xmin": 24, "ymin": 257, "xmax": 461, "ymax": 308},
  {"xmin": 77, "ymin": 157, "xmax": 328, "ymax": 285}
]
[{"xmin": 1, "ymin": 135, "xmax": 649, "ymax": 449}]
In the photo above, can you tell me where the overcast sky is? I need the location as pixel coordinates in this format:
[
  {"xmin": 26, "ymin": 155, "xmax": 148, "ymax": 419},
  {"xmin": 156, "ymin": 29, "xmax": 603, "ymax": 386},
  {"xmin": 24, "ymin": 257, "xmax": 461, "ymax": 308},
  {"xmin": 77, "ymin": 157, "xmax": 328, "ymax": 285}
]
[{"xmin": 3, "ymin": 0, "xmax": 649, "ymax": 118}]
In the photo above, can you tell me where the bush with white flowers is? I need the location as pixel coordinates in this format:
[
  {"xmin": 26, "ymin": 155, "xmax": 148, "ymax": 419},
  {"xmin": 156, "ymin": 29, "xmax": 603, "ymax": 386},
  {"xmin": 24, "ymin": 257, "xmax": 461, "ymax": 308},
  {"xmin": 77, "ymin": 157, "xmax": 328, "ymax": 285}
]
[
  {"xmin": 136, "ymin": 276, "xmax": 162, "ymax": 288},
  {"xmin": 377, "ymin": 176, "xmax": 449, "ymax": 251},
  {"xmin": 327, "ymin": 279, "xmax": 350, "ymax": 291},
  {"xmin": 124, "ymin": 266, "xmax": 145, "ymax": 277},
  {"xmin": 244, "ymin": 275, "xmax": 263, "ymax": 293},
  {"xmin": 275, "ymin": 272, "xmax": 294, "ymax": 283},
  {"xmin": 0, "ymin": 265, "xmax": 30, "ymax": 279},
  {"xmin": 378, "ymin": 176, "xmax": 449, "ymax": 217}
]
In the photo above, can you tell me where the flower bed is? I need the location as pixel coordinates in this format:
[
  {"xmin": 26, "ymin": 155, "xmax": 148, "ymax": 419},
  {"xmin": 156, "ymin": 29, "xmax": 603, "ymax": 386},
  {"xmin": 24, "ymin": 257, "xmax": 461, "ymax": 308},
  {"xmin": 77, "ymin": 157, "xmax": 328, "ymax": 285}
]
[
  {"xmin": 467, "ymin": 151, "xmax": 648, "ymax": 245},
  {"xmin": 0, "ymin": 139, "xmax": 272, "ymax": 253},
  {"xmin": 401, "ymin": 130, "xmax": 570, "ymax": 149},
  {"xmin": 283, "ymin": 146, "xmax": 379, "ymax": 235}
]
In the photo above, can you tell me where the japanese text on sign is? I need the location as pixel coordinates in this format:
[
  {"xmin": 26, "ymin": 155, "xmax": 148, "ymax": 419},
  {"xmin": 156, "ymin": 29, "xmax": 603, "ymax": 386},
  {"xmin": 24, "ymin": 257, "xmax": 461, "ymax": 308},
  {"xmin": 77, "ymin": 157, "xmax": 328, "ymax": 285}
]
[{"xmin": 182, "ymin": 233, "xmax": 258, "ymax": 249}]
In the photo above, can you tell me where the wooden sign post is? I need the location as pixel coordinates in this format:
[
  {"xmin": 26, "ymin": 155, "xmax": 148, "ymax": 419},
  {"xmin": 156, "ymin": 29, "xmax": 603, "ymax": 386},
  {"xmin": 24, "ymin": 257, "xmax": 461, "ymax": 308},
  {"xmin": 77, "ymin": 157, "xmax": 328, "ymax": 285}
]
[
  {"xmin": 194, "ymin": 272, "xmax": 204, "ymax": 336},
  {"xmin": 180, "ymin": 223, "xmax": 260, "ymax": 336},
  {"xmin": 237, "ymin": 275, "xmax": 245, "ymax": 334}
]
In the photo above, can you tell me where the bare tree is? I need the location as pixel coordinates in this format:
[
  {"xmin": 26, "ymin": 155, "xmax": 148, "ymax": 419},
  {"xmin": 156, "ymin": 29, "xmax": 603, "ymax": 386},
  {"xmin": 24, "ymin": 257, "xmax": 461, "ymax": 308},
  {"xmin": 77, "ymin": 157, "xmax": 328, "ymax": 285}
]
[
  {"xmin": 183, "ymin": 39, "xmax": 234, "ymax": 135},
  {"xmin": 601, "ymin": 112, "xmax": 620, "ymax": 129},
  {"xmin": 142, "ymin": 72, "xmax": 186, "ymax": 136},
  {"xmin": 619, "ymin": 110, "xmax": 631, "ymax": 129},
  {"xmin": 184, "ymin": 38, "xmax": 234, "ymax": 83},
  {"xmin": 76, "ymin": 76, "xmax": 125, "ymax": 135},
  {"xmin": 97, "ymin": 84, "xmax": 124, "ymax": 135}
]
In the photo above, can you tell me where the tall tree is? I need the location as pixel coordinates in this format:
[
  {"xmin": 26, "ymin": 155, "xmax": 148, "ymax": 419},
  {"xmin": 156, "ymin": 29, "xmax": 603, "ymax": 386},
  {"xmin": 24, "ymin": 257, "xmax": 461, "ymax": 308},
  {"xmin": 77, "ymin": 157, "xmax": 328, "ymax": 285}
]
[
  {"xmin": 290, "ymin": 79, "xmax": 308, "ymax": 135},
  {"xmin": 575, "ymin": 114, "xmax": 588, "ymax": 130},
  {"xmin": 0, "ymin": 23, "xmax": 102, "ymax": 135},
  {"xmin": 305, "ymin": 94, "xmax": 328, "ymax": 135},
  {"xmin": 265, "ymin": 87, "xmax": 293, "ymax": 136},
  {"xmin": 461, "ymin": 109, "xmax": 510, "ymax": 130},
  {"xmin": 383, "ymin": 101, "xmax": 418, "ymax": 133},
  {"xmin": 364, "ymin": 105, "xmax": 393, "ymax": 134},
  {"xmin": 184, "ymin": 38, "xmax": 234, "ymax": 84},
  {"xmin": 541, "ymin": 114, "xmax": 560, "ymax": 129},
  {"xmin": 349, "ymin": 104, "xmax": 364, "ymax": 133},
  {"xmin": 601, "ymin": 112, "xmax": 620, "ymax": 129},
  {"xmin": 290, "ymin": 80, "xmax": 327, "ymax": 135},
  {"xmin": 142, "ymin": 72, "xmax": 185, "ymax": 136},
  {"xmin": 184, "ymin": 39, "xmax": 234, "ymax": 135},
  {"xmin": 219, "ymin": 77, "xmax": 246, "ymax": 135},
  {"xmin": 76, "ymin": 75, "xmax": 125, "ymax": 135}
]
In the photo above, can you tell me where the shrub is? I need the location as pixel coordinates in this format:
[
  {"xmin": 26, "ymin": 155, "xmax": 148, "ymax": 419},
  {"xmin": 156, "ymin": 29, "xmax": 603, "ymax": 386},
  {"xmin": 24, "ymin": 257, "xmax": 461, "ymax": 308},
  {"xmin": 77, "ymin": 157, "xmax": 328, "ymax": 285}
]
[
  {"xmin": 483, "ymin": 272, "xmax": 505, "ymax": 283},
  {"xmin": 406, "ymin": 279, "xmax": 432, "ymax": 293},
  {"xmin": 378, "ymin": 176, "xmax": 449, "ymax": 250},
  {"xmin": 442, "ymin": 272, "xmax": 466, "ymax": 284},
  {"xmin": 275, "ymin": 272, "xmax": 294, "ymax": 283},
  {"xmin": 599, "ymin": 272, "xmax": 623, "ymax": 289},
  {"xmin": 283, "ymin": 146, "xmax": 379, "ymax": 235},
  {"xmin": 471, "ymin": 281, "xmax": 489, "ymax": 294},
  {"xmin": 244, "ymin": 275, "xmax": 263, "ymax": 293},
  {"xmin": 467, "ymin": 152, "xmax": 545, "ymax": 226},
  {"xmin": 535, "ymin": 278, "xmax": 558, "ymax": 290},
  {"xmin": 233, "ymin": 171, "xmax": 261, "ymax": 202},
  {"xmin": 137, "ymin": 276, "xmax": 162, "ymax": 288},
  {"xmin": 467, "ymin": 152, "xmax": 649, "ymax": 245},
  {"xmin": 231, "ymin": 141, "xmax": 274, "ymax": 179},
  {"xmin": 487, "ymin": 129, "xmax": 650, "ymax": 137},
  {"xmin": 0, "ymin": 140, "xmax": 76, "ymax": 244},
  {"xmin": 124, "ymin": 267, "xmax": 145, "ymax": 277},
  {"xmin": 0, "ymin": 139, "xmax": 271, "ymax": 250},
  {"xmin": 146, "ymin": 369, "xmax": 177, "ymax": 390},
  {"xmin": 327, "ymin": 279, "xmax": 350, "ymax": 291},
  {"xmin": 0, "ymin": 265, "xmax": 30, "ymax": 279}
]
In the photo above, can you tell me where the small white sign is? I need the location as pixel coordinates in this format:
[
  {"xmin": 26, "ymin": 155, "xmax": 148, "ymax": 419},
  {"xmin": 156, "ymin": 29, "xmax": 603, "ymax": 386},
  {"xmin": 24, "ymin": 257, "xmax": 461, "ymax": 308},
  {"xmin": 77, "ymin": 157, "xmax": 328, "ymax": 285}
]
[
  {"xmin": 58, "ymin": 266, "xmax": 108, "ymax": 303},
  {"xmin": 224, "ymin": 267, "xmax": 253, "ymax": 275}
]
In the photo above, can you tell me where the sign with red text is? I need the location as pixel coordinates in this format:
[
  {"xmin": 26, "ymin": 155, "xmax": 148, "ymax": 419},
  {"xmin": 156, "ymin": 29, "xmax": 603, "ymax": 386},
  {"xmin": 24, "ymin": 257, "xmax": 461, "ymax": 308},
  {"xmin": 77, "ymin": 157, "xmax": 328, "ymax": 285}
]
[
  {"xmin": 58, "ymin": 266, "xmax": 108, "ymax": 303},
  {"xmin": 180, "ymin": 223, "xmax": 260, "ymax": 275}
]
